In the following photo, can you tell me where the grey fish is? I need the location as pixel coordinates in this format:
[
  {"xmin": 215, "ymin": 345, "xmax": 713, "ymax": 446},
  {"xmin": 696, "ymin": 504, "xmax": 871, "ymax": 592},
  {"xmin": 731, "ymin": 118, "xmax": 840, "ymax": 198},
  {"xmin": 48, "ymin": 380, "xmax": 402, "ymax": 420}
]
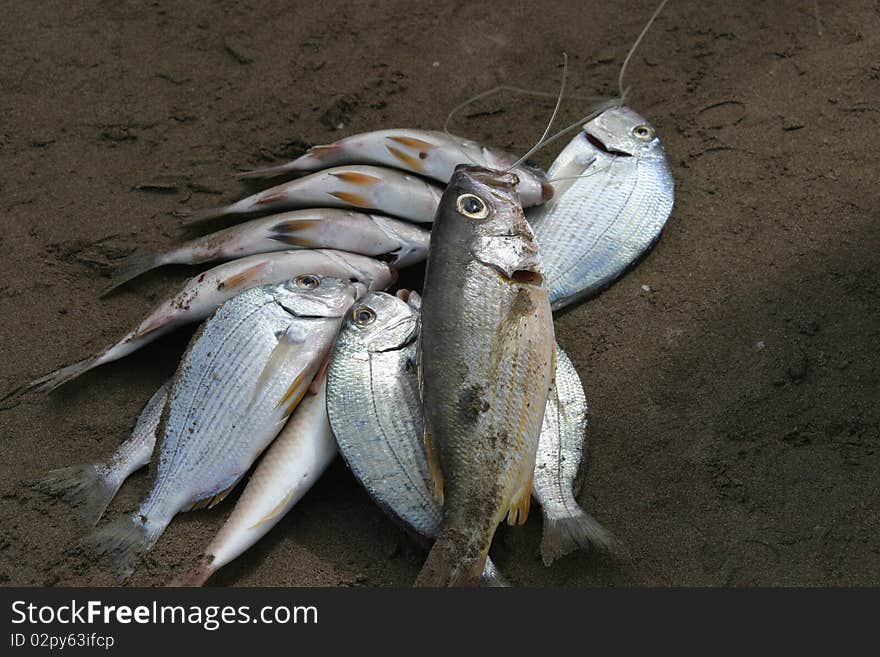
[
  {"xmin": 416, "ymin": 166, "xmax": 555, "ymax": 586},
  {"xmin": 84, "ymin": 275, "xmax": 359, "ymax": 578},
  {"xmin": 31, "ymin": 382, "xmax": 168, "ymax": 528},
  {"xmin": 327, "ymin": 291, "xmax": 506, "ymax": 587},
  {"xmin": 528, "ymin": 106, "xmax": 674, "ymax": 311}
]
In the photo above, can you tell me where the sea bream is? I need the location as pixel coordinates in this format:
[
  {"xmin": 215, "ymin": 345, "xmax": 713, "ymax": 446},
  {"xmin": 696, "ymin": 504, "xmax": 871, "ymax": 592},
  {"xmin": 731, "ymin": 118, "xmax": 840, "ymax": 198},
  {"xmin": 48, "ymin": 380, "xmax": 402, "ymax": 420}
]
[
  {"xmin": 31, "ymin": 381, "xmax": 169, "ymax": 528},
  {"xmin": 184, "ymin": 165, "xmax": 444, "ymax": 224},
  {"xmin": 83, "ymin": 274, "xmax": 360, "ymax": 578},
  {"xmin": 106, "ymin": 209, "xmax": 429, "ymax": 292},
  {"xmin": 238, "ymin": 128, "xmax": 553, "ymax": 207},
  {"xmin": 172, "ymin": 379, "xmax": 337, "ymax": 586},
  {"xmin": 7, "ymin": 250, "xmax": 392, "ymax": 397},
  {"xmin": 416, "ymin": 165, "xmax": 555, "ymax": 587},
  {"xmin": 327, "ymin": 290, "xmax": 506, "ymax": 586},
  {"xmin": 528, "ymin": 106, "xmax": 674, "ymax": 311}
]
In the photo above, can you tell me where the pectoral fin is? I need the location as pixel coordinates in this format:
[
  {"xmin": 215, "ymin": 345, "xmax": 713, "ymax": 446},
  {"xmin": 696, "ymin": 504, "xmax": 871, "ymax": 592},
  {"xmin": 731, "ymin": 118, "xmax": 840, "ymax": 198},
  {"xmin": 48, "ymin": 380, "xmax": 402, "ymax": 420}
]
[{"xmin": 248, "ymin": 323, "xmax": 308, "ymax": 411}]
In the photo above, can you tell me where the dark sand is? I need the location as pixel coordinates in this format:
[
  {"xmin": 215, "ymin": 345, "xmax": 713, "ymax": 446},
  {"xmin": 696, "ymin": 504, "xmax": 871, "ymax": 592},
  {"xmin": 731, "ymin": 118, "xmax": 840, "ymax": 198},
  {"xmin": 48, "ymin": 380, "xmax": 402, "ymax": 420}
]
[{"xmin": 1, "ymin": 1, "xmax": 877, "ymax": 587}]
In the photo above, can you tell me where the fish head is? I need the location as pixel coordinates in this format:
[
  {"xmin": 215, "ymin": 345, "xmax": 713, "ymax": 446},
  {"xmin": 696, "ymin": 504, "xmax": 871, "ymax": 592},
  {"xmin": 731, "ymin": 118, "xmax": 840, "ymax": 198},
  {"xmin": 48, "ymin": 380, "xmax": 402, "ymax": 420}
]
[
  {"xmin": 343, "ymin": 291, "xmax": 419, "ymax": 353},
  {"xmin": 275, "ymin": 274, "xmax": 360, "ymax": 318},
  {"xmin": 482, "ymin": 149, "xmax": 554, "ymax": 207},
  {"xmin": 441, "ymin": 165, "xmax": 544, "ymax": 286},
  {"xmin": 583, "ymin": 105, "xmax": 664, "ymax": 159}
]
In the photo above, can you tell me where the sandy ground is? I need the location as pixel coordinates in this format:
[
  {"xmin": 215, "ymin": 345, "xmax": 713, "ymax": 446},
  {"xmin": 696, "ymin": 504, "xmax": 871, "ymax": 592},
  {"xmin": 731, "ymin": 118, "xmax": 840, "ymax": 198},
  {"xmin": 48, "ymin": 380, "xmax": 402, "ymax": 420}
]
[{"xmin": 1, "ymin": 0, "xmax": 878, "ymax": 587}]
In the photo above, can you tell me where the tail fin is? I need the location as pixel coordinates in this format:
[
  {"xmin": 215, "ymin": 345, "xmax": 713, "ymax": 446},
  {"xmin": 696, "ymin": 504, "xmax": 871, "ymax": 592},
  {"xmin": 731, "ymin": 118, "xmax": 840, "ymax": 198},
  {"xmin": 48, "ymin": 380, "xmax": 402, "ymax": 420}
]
[
  {"xmin": 2, "ymin": 355, "xmax": 101, "ymax": 402},
  {"xmin": 415, "ymin": 526, "xmax": 488, "ymax": 587},
  {"xmin": 167, "ymin": 554, "xmax": 216, "ymax": 587},
  {"xmin": 30, "ymin": 464, "xmax": 119, "ymax": 528},
  {"xmin": 81, "ymin": 513, "xmax": 165, "ymax": 580},
  {"xmin": 480, "ymin": 557, "xmax": 509, "ymax": 587},
  {"xmin": 101, "ymin": 252, "xmax": 162, "ymax": 296},
  {"xmin": 539, "ymin": 509, "xmax": 619, "ymax": 566},
  {"xmin": 235, "ymin": 163, "xmax": 296, "ymax": 179}
]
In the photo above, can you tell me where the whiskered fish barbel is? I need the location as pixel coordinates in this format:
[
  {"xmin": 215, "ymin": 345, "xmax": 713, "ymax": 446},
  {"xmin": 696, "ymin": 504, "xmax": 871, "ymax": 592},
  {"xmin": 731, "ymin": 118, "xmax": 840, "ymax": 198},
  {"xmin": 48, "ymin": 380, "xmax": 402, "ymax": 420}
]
[
  {"xmin": 238, "ymin": 129, "xmax": 553, "ymax": 208},
  {"xmin": 84, "ymin": 275, "xmax": 359, "ymax": 578},
  {"xmin": 5, "ymin": 250, "xmax": 393, "ymax": 398},
  {"xmin": 106, "ymin": 209, "xmax": 428, "ymax": 292},
  {"xmin": 416, "ymin": 166, "xmax": 555, "ymax": 587},
  {"xmin": 184, "ymin": 165, "xmax": 444, "ymax": 224}
]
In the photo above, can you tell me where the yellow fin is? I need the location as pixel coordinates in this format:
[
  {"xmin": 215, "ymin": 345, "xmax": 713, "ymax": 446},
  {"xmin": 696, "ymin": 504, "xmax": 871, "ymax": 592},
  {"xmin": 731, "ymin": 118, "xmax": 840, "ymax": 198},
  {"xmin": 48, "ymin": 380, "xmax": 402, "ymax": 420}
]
[
  {"xmin": 249, "ymin": 326, "xmax": 307, "ymax": 411},
  {"xmin": 186, "ymin": 479, "xmax": 241, "ymax": 511},
  {"xmin": 247, "ymin": 488, "xmax": 297, "ymax": 530},
  {"xmin": 329, "ymin": 191, "xmax": 371, "ymax": 207},
  {"xmin": 386, "ymin": 145, "xmax": 424, "ymax": 173},
  {"xmin": 423, "ymin": 428, "xmax": 444, "ymax": 505},
  {"xmin": 330, "ymin": 171, "xmax": 383, "ymax": 185},
  {"xmin": 277, "ymin": 370, "xmax": 309, "ymax": 416},
  {"xmin": 506, "ymin": 477, "xmax": 532, "ymax": 526}
]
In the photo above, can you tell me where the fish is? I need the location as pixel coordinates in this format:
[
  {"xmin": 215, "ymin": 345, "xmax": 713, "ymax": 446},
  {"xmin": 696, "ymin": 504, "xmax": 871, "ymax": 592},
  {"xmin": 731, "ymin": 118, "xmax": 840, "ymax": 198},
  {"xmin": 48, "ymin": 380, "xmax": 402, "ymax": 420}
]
[
  {"xmin": 328, "ymin": 292, "xmax": 612, "ymax": 576},
  {"xmin": 82, "ymin": 275, "xmax": 359, "ymax": 578},
  {"xmin": 415, "ymin": 165, "xmax": 555, "ymax": 586},
  {"xmin": 171, "ymin": 379, "xmax": 336, "ymax": 586},
  {"xmin": 238, "ymin": 129, "xmax": 553, "ymax": 208},
  {"xmin": 183, "ymin": 165, "xmax": 444, "ymax": 224},
  {"xmin": 326, "ymin": 290, "xmax": 506, "ymax": 587},
  {"xmin": 533, "ymin": 346, "xmax": 616, "ymax": 565},
  {"xmin": 6, "ymin": 250, "xmax": 393, "ymax": 398},
  {"xmin": 527, "ymin": 106, "xmax": 674, "ymax": 311},
  {"xmin": 106, "ymin": 209, "xmax": 429, "ymax": 292},
  {"xmin": 30, "ymin": 381, "xmax": 168, "ymax": 528}
]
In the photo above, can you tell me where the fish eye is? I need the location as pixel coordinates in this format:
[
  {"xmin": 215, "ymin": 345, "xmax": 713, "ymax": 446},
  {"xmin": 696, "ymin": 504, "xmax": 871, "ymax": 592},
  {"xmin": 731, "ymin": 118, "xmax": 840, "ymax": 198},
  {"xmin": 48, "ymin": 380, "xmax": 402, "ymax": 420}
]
[
  {"xmin": 456, "ymin": 193, "xmax": 490, "ymax": 220},
  {"xmin": 353, "ymin": 306, "xmax": 376, "ymax": 326},
  {"xmin": 295, "ymin": 275, "xmax": 320, "ymax": 289},
  {"xmin": 632, "ymin": 124, "xmax": 655, "ymax": 141}
]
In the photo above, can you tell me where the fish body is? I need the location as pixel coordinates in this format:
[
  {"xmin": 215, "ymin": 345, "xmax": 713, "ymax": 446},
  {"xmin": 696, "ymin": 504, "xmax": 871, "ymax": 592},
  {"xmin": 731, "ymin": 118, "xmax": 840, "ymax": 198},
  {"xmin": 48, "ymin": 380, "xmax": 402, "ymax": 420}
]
[
  {"xmin": 327, "ymin": 290, "xmax": 506, "ymax": 586},
  {"xmin": 108, "ymin": 209, "xmax": 428, "ymax": 291},
  {"xmin": 528, "ymin": 106, "xmax": 674, "ymax": 311},
  {"xmin": 85, "ymin": 275, "xmax": 358, "ymax": 578},
  {"xmin": 416, "ymin": 166, "xmax": 555, "ymax": 586},
  {"xmin": 172, "ymin": 380, "xmax": 336, "ymax": 586},
  {"xmin": 186, "ymin": 165, "xmax": 444, "ymax": 224},
  {"xmin": 13, "ymin": 250, "xmax": 392, "ymax": 396},
  {"xmin": 239, "ymin": 129, "xmax": 552, "ymax": 208},
  {"xmin": 32, "ymin": 382, "xmax": 168, "ymax": 528}
]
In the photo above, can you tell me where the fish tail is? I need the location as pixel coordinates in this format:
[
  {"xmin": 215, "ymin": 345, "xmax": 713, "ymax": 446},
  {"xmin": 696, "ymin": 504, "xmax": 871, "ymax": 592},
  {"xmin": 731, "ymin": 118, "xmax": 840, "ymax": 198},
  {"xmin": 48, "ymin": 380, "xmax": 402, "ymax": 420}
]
[
  {"xmin": 82, "ymin": 512, "xmax": 168, "ymax": 580},
  {"xmin": 29, "ymin": 464, "xmax": 119, "ymax": 528},
  {"xmin": 414, "ymin": 526, "xmax": 489, "ymax": 588},
  {"xmin": 480, "ymin": 557, "xmax": 509, "ymax": 587},
  {"xmin": 539, "ymin": 508, "xmax": 619, "ymax": 566},
  {"xmin": 2, "ymin": 355, "xmax": 102, "ymax": 402},
  {"xmin": 168, "ymin": 554, "xmax": 216, "ymax": 587},
  {"xmin": 101, "ymin": 251, "xmax": 163, "ymax": 296},
  {"xmin": 235, "ymin": 162, "xmax": 297, "ymax": 179}
]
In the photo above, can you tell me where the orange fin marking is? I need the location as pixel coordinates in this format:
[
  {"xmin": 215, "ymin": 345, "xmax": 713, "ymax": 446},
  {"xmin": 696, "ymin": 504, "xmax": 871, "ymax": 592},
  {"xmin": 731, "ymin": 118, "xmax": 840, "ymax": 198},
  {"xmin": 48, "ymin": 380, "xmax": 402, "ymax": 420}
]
[
  {"xmin": 270, "ymin": 219, "xmax": 320, "ymax": 247},
  {"xmin": 330, "ymin": 171, "xmax": 383, "ymax": 185},
  {"xmin": 308, "ymin": 144, "xmax": 341, "ymax": 157},
  {"xmin": 386, "ymin": 145, "xmax": 425, "ymax": 173},
  {"xmin": 218, "ymin": 260, "xmax": 269, "ymax": 290},
  {"xmin": 387, "ymin": 135, "xmax": 437, "ymax": 151},
  {"xmin": 256, "ymin": 192, "xmax": 289, "ymax": 206},
  {"xmin": 329, "ymin": 191, "xmax": 371, "ymax": 208}
]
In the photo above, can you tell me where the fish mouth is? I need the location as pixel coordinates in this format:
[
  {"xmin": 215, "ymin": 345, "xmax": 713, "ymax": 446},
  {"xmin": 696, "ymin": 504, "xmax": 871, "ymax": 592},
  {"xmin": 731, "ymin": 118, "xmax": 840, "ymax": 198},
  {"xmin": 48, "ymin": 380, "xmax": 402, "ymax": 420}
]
[
  {"xmin": 585, "ymin": 132, "xmax": 633, "ymax": 157},
  {"xmin": 510, "ymin": 269, "xmax": 543, "ymax": 285},
  {"xmin": 540, "ymin": 180, "xmax": 555, "ymax": 201}
]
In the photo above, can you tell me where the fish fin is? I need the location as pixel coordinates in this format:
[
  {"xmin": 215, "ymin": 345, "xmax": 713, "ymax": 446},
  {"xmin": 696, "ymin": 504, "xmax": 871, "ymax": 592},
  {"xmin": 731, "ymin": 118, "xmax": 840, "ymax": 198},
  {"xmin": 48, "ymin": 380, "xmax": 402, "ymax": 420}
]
[
  {"xmin": 415, "ymin": 525, "xmax": 488, "ymax": 587},
  {"xmin": 423, "ymin": 428, "xmax": 444, "ymax": 506},
  {"xmin": 540, "ymin": 508, "xmax": 620, "ymax": 566},
  {"xmin": 248, "ymin": 324, "xmax": 308, "ymax": 412},
  {"xmin": 480, "ymin": 557, "xmax": 509, "ymax": 587},
  {"xmin": 269, "ymin": 219, "xmax": 320, "ymax": 247},
  {"xmin": 328, "ymin": 191, "xmax": 371, "ymax": 208},
  {"xmin": 247, "ymin": 488, "xmax": 297, "ymax": 530},
  {"xmin": 168, "ymin": 553, "xmax": 216, "ymax": 587},
  {"xmin": 255, "ymin": 191, "xmax": 289, "ymax": 206},
  {"xmin": 29, "ymin": 464, "xmax": 119, "ymax": 528},
  {"xmin": 2, "ymin": 355, "xmax": 102, "ymax": 401},
  {"xmin": 276, "ymin": 370, "xmax": 309, "ymax": 417},
  {"xmin": 236, "ymin": 163, "xmax": 295, "ymax": 179},
  {"xmin": 101, "ymin": 251, "xmax": 162, "ymax": 296},
  {"xmin": 177, "ymin": 205, "xmax": 230, "ymax": 224},
  {"xmin": 385, "ymin": 145, "xmax": 424, "ymax": 173},
  {"xmin": 386, "ymin": 135, "xmax": 437, "ymax": 152},
  {"xmin": 216, "ymin": 260, "xmax": 270, "ymax": 291},
  {"xmin": 81, "ymin": 513, "xmax": 162, "ymax": 581},
  {"xmin": 329, "ymin": 171, "xmax": 383, "ymax": 186},
  {"xmin": 506, "ymin": 477, "xmax": 533, "ymax": 526},
  {"xmin": 186, "ymin": 478, "xmax": 242, "ymax": 511}
]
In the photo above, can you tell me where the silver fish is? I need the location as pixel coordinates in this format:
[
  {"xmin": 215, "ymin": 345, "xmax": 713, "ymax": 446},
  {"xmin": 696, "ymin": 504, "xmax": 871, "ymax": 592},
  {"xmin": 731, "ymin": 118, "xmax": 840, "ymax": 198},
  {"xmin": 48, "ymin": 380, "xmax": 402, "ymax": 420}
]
[
  {"xmin": 84, "ymin": 275, "xmax": 358, "ymax": 578},
  {"xmin": 239, "ymin": 129, "xmax": 553, "ymax": 208},
  {"xmin": 416, "ymin": 166, "xmax": 555, "ymax": 587},
  {"xmin": 185, "ymin": 165, "xmax": 444, "ymax": 224},
  {"xmin": 107, "ymin": 209, "xmax": 428, "ymax": 292},
  {"xmin": 31, "ymin": 382, "xmax": 168, "ymax": 528},
  {"xmin": 172, "ymin": 379, "xmax": 336, "ymax": 586},
  {"xmin": 327, "ymin": 290, "xmax": 506, "ymax": 587},
  {"xmin": 9, "ymin": 250, "xmax": 392, "ymax": 397},
  {"xmin": 528, "ymin": 106, "xmax": 674, "ymax": 311}
]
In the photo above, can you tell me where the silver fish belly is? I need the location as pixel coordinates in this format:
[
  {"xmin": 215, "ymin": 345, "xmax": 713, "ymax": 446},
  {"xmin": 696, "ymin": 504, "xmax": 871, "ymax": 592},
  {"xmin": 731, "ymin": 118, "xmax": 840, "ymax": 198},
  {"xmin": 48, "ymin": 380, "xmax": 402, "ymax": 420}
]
[{"xmin": 529, "ymin": 106, "xmax": 675, "ymax": 311}]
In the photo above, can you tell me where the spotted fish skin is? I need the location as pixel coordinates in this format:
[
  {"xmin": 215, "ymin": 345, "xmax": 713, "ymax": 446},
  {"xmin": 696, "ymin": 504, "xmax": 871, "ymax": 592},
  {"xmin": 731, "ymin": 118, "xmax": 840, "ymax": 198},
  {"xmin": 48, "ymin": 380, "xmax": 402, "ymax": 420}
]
[
  {"xmin": 238, "ymin": 128, "xmax": 552, "ymax": 208},
  {"xmin": 528, "ymin": 106, "xmax": 674, "ymax": 311},
  {"xmin": 84, "ymin": 275, "xmax": 359, "ymax": 579},
  {"xmin": 416, "ymin": 166, "xmax": 554, "ymax": 587}
]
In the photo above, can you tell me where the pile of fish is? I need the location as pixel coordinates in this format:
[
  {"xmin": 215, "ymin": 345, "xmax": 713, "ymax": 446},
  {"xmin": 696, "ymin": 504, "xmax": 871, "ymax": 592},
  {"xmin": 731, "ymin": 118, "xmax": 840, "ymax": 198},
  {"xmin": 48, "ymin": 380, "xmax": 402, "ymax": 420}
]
[{"xmin": 7, "ymin": 11, "xmax": 675, "ymax": 584}]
